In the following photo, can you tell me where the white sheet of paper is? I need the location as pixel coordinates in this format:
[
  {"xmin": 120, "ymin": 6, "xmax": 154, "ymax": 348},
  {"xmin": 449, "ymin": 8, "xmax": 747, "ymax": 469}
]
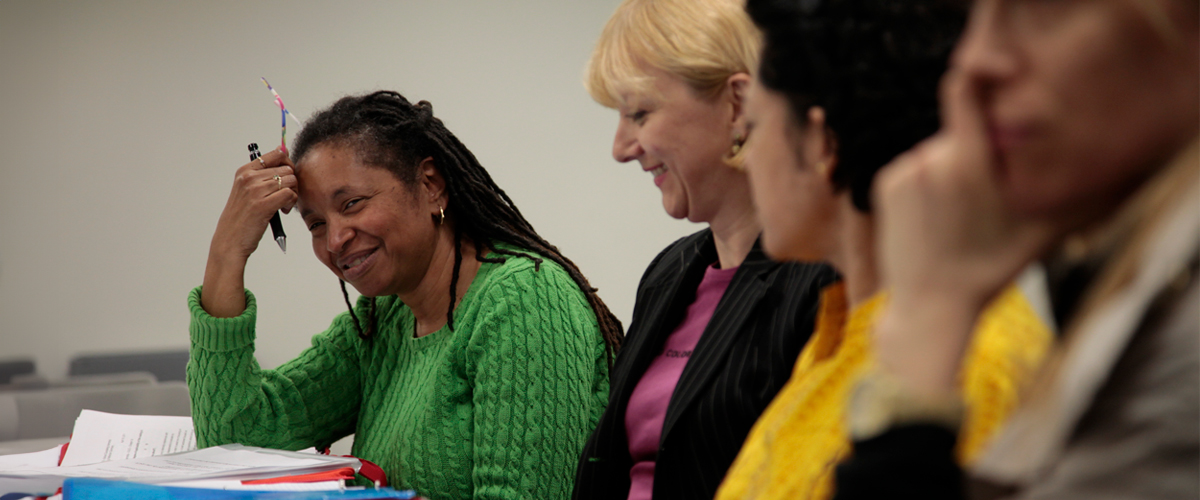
[
  {"xmin": 59, "ymin": 410, "xmax": 196, "ymax": 467},
  {"xmin": 0, "ymin": 446, "xmax": 62, "ymax": 469},
  {"xmin": 161, "ymin": 479, "xmax": 346, "ymax": 491},
  {"xmin": 56, "ymin": 446, "xmax": 324, "ymax": 478},
  {"xmin": 3, "ymin": 444, "xmax": 357, "ymax": 482}
]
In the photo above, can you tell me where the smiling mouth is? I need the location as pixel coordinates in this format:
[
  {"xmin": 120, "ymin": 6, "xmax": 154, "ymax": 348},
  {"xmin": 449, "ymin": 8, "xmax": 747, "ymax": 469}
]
[
  {"xmin": 647, "ymin": 165, "xmax": 667, "ymax": 177},
  {"xmin": 337, "ymin": 249, "xmax": 377, "ymax": 279}
]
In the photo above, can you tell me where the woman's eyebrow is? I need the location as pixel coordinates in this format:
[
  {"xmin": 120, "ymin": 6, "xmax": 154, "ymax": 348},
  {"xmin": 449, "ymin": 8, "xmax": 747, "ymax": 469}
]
[{"xmin": 299, "ymin": 187, "xmax": 352, "ymax": 219}]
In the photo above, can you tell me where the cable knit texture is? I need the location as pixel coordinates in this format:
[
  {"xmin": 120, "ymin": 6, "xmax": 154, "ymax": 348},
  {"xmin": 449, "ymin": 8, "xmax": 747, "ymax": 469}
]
[
  {"xmin": 187, "ymin": 250, "xmax": 609, "ymax": 500},
  {"xmin": 715, "ymin": 283, "xmax": 1050, "ymax": 500}
]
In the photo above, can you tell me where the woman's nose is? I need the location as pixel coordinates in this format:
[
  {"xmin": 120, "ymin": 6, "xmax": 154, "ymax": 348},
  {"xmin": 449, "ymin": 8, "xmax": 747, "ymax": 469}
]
[
  {"xmin": 326, "ymin": 220, "xmax": 354, "ymax": 254},
  {"xmin": 612, "ymin": 121, "xmax": 643, "ymax": 163},
  {"xmin": 951, "ymin": 0, "xmax": 1019, "ymax": 86}
]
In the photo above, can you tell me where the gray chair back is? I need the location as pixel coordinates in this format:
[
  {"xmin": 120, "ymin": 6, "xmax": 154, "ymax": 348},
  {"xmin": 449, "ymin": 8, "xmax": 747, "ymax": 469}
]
[
  {"xmin": 68, "ymin": 350, "xmax": 189, "ymax": 382},
  {"xmin": 0, "ymin": 382, "xmax": 191, "ymax": 441},
  {"xmin": 0, "ymin": 359, "xmax": 35, "ymax": 385}
]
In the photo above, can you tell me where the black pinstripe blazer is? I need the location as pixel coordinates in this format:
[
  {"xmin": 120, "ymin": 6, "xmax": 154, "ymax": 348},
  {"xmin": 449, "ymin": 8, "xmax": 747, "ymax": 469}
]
[{"xmin": 573, "ymin": 229, "xmax": 839, "ymax": 500}]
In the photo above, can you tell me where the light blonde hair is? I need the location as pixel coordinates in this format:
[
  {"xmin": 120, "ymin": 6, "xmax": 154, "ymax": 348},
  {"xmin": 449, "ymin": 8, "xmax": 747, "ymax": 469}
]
[{"xmin": 584, "ymin": 0, "xmax": 762, "ymax": 109}]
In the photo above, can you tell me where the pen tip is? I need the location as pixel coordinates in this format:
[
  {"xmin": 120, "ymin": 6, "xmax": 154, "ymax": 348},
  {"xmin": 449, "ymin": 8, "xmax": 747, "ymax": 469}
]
[{"xmin": 277, "ymin": 236, "xmax": 287, "ymax": 253}]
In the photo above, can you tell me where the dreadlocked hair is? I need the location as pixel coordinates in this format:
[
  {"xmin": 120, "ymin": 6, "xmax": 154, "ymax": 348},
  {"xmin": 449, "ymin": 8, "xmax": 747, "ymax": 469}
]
[{"xmin": 291, "ymin": 90, "xmax": 624, "ymax": 364}]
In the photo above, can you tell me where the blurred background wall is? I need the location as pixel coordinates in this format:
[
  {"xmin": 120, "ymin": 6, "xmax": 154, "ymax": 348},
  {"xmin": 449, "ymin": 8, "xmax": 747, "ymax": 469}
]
[{"xmin": 0, "ymin": 0, "xmax": 697, "ymax": 378}]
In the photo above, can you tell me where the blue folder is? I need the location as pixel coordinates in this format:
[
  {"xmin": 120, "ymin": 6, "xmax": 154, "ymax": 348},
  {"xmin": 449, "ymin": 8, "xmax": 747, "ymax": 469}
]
[{"xmin": 61, "ymin": 478, "xmax": 417, "ymax": 500}]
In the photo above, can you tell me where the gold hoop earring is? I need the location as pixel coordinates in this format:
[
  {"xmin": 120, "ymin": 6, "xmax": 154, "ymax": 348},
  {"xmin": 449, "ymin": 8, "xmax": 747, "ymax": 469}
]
[
  {"xmin": 435, "ymin": 206, "xmax": 445, "ymax": 226},
  {"xmin": 730, "ymin": 134, "xmax": 745, "ymax": 156}
]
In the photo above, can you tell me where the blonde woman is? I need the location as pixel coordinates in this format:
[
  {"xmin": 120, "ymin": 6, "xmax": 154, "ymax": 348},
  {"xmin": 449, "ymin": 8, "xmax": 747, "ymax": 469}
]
[{"xmin": 572, "ymin": 1, "xmax": 837, "ymax": 499}]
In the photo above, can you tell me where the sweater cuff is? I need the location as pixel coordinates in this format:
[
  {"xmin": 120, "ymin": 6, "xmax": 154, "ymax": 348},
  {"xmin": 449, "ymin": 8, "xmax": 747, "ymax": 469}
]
[
  {"xmin": 188, "ymin": 286, "xmax": 257, "ymax": 352},
  {"xmin": 835, "ymin": 424, "xmax": 963, "ymax": 500}
]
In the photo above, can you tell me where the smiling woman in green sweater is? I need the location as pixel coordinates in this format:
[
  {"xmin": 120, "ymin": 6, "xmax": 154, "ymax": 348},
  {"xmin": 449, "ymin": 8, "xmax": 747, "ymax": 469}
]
[{"xmin": 187, "ymin": 90, "xmax": 623, "ymax": 499}]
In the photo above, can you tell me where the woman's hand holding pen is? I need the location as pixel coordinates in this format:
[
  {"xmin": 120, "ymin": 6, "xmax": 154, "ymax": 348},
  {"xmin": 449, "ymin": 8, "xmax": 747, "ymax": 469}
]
[{"xmin": 201, "ymin": 147, "xmax": 298, "ymax": 318}]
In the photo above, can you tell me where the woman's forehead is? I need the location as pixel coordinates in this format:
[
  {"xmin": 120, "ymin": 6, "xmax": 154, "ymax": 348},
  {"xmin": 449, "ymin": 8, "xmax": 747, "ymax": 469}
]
[{"xmin": 296, "ymin": 150, "xmax": 371, "ymax": 197}]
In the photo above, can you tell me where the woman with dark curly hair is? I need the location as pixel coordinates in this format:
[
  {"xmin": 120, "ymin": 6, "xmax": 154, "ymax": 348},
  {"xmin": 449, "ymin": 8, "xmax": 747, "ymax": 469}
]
[
  {"xmin": 187, "ymin": 91, "xmax": 621, "ymax": 499},
  {"xmin": 714, "ymin": 1, "xmax": 1052, "ymax": 499}
]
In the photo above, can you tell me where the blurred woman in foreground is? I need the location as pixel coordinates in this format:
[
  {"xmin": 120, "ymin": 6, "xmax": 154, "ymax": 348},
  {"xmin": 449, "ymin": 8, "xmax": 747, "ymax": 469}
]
[
  {"xmin": 832, "ymin": 0, "xmax": 1199, "ymax": 497},
  {"xmin": 717, "ymin": 1, "xmax": 1050, "ymax": 499}
]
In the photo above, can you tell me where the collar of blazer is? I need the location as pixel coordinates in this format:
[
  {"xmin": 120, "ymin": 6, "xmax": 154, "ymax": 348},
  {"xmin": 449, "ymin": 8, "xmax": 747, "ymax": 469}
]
[
  {"xmin": 975, "ymin": 138, "xmax": 1200, "ymax": 485},
  {"xmin": 619, "ymin": 229, "xmax": 778, "ymax": 447}
]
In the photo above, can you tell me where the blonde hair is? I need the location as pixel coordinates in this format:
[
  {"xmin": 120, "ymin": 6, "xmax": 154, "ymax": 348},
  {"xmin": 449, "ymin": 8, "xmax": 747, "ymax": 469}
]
[{"xmin": 584, "ymin": 0, "xmax": 762, "ymax": 109}]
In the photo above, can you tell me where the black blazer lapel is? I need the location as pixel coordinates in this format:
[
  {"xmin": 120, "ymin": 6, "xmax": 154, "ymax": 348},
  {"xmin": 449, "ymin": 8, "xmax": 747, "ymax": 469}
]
[
  {"xmin": 620, "ymin": 236, "xmax": 715, "ymax": 388},
  {"xmin": 595, "ymin": 231, "xmax": 716, "ymax": 459},
  {"xmin": 607, "ymin": 281, "xmax": 674, "ymax": 407},
  {"xmin": 659, "ymin": 244, "xmax": 773, "ymax": 442}
]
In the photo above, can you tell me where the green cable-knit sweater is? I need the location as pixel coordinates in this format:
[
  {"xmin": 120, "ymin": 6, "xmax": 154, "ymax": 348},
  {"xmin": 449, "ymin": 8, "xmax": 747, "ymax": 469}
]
[{"xmin": 186, "ymin": 251, "xmax": 610, "ymax": 499}]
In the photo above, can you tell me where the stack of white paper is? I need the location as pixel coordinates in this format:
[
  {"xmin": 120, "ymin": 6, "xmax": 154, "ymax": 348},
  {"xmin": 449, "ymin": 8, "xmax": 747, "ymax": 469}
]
[
  {"xmin": 0, "ymin": 445, "xmax": 62, "ymax": 469},
  {"xmin": 1, "ymin": 444, "xmax": 360, "ymax": 495},
  {"xmin": 60, "ymin": 410, "xmax": 196, "ymax": 466},
  {"xmin": 0, "ymin": 411, "xmax": 358, "ymax": 496},
  {"xmin": 159, "ymin": 478, "xmax": 346, "ymax": 491}
]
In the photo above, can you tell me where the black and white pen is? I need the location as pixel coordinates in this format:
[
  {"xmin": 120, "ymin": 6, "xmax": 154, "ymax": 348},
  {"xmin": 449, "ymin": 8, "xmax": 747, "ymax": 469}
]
[{"xmin": 248, "ymin": 143, "xmax": 287, "ymax": 253}]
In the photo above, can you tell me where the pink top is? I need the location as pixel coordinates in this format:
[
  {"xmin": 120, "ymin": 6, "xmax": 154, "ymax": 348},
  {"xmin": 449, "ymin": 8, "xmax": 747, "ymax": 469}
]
[{"xmin": 625, "ymin": 263, "xmax": 738, "ymax": 500}]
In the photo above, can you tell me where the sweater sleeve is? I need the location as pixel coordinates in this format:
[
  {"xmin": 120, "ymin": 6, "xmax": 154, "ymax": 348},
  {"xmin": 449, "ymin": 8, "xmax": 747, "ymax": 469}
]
[
  {"xmin": 186, "ymin": 286, "xmax": 362, "ymax": 451},
  {"xmin": 464, "ymin": 266, "xmax": 608, "ymax": 500},
  {"xmin": 834, "ymin": 424, "xmax": 965, "ymax": 500}
]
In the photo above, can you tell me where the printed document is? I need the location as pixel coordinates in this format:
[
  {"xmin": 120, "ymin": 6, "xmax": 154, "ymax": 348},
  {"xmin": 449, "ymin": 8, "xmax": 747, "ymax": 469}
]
[{"xmin": 59, "ymin": 410, "xmax": 196, "ymax": 466}]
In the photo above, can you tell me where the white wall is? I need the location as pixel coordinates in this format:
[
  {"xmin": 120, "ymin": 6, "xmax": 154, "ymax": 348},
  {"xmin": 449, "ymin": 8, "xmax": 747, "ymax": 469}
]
[{"xmin": 0, "ymin": 1, "xmax": 698, "ymax": 379}]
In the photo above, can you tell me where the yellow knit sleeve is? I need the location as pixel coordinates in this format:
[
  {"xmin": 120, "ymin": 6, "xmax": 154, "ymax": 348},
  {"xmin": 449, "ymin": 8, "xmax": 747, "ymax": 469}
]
[
  {"xmin": 716, "ymin": 285, "xmax": 884, "ymax": 500},
  {"xmin": 956, "ymin": 285, "xmax": 1053, "ymax": 463},
  {"xmin": 715, "ymin": 285, "xmax": 1051, "ymax": 500}
]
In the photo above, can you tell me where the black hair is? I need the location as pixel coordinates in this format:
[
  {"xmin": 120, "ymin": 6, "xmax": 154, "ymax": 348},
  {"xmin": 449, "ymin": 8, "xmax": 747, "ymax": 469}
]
[
  {"xmin": 746, "ymin": 0, "xmax": 965, "ymax": 211},
  {"xmin": 291, "ymin": 90, "xmax": 623, "ymax": 364}
]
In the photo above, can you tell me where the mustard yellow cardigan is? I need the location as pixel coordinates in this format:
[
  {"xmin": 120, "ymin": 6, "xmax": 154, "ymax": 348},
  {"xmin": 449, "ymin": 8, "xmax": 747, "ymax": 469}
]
[{"xmin": 716, "ymin": 283, "xmax": 1051, "ymax": 500}]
